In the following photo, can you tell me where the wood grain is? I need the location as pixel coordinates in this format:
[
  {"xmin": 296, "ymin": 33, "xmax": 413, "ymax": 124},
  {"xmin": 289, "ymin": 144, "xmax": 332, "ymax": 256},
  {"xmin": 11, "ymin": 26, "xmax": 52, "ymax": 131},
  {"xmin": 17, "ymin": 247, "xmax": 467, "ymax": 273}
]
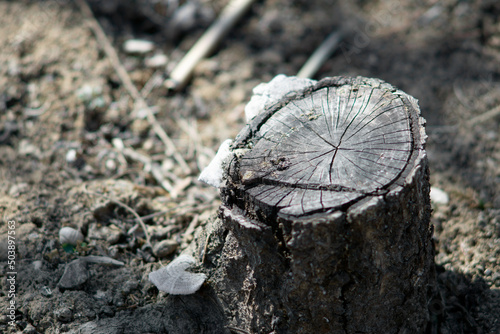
[{"xmin": 234, "ymin": 78, "xmax": 417, "ymax": 218}]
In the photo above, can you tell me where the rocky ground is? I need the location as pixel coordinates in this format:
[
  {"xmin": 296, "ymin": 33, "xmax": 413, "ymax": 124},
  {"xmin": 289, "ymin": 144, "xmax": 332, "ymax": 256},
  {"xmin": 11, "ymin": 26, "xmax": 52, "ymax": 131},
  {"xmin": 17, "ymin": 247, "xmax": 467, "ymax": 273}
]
[{"xmin": 0, "ymin": 0, "xmax": 499, "ymax": 333}]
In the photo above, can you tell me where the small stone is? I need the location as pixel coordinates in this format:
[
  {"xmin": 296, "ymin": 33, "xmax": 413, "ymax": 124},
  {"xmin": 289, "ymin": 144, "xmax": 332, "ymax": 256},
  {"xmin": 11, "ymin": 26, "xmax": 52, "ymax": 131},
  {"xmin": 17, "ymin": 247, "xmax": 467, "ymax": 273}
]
[
  {"xmin": 76, "ymin": 84, "xmax": 102, "ymax": 102},
  {"xmin": 153, "ymin": 239, "xmax": 178, "ymax": 258},
  {"xmin": 54, "ymin": 307, "xmax": 73, "ymax": 322},
  {"xmin": 430, "ymin": 187, "xmax": 449, "ymax": 205},
  {"xmin": 32, "ymin": 260, "xmax": 43, "ymax": 270},
  {"xmin": 123, "ymin": 39, "xmax": 154, "ymax": 54},
  {"xmin": 66, "ymin": 149, "xmax": 77, "ymax": 163},
  {"xmin": 58, "ymin": 259, "xmax": 88, "ymax": 289},
  {"xmin": 106, "ymin": 226, "xmax": 123, "ymax": 245},
  {"xmin": 484, "ymin": 268, "xmax": 492, "ymax": 276},
  {"xmin": 121, "ymin": 280, "xmax": 139, "ymax": 295},
  {"xmin": 18, "ymin": 139, "xmax": 41, "ymax": 157},
  {"xmin": 111, "ymin": 137, "xmax": 124, "ymax": 150},
  {"xmin": 145, "ymin": 54, "xmax": 168, "ymax": 68},
  {"xmin": 23, "ymin": 323, "xmax": 37, "ymax": 334},
  {"xmin": 93, "ymin": 290, "xmax": 110, "ymax": 302},
  {"xmin": 8, "ymin": 182, "xmax": 29, "ymax": 197},
  {"xmin": 88, "ymin": 224, "xmax": 122, "ymax": 245},
  {"xmin": 105, "ymin": 158, "xmax": 117, "ymax": 171}
]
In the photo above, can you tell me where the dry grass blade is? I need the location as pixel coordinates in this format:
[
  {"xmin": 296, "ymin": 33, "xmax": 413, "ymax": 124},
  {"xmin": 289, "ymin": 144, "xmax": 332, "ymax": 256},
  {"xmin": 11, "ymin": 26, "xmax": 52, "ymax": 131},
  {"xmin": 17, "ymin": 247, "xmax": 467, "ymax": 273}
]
[
  {"xmin": 467, "ymin": 104, "xmax": 500, "ymax": 126},
  {"xmin": 115, "ymin": 141, "xmax": 177, "ymax": 198},
  {"xmin": 83, "ymin": 186, "xmax": 152, "ymax": 251}
]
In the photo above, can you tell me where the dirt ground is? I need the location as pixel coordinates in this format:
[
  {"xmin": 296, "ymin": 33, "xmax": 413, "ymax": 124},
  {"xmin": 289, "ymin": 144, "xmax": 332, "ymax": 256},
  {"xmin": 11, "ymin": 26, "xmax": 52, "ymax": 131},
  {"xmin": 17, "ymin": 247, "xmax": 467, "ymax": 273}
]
[{"xmin": 0, "ymin": 0, "xmax": 499, "ymax": 333}]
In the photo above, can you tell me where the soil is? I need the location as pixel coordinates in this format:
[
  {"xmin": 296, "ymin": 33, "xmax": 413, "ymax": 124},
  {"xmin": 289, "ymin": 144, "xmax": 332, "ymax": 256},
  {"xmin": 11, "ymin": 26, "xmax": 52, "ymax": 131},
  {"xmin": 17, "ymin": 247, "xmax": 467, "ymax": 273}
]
[{"xmin": 0, "ymin": 0, "xmax": 499, "ymax": 333}]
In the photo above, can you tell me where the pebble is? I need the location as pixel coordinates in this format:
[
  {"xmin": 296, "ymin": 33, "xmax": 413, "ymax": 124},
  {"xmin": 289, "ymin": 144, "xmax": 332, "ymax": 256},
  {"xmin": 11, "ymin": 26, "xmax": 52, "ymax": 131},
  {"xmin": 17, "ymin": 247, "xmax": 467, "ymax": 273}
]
[
  {"xmin": 419, "ymin": 4, "xmax": 444, "ymax": 25},
  {"xmin": 32, "ymin": 260, "xmax": 43, "ymax": 270},
  {"xmin": 66, "ymin": 149, "xmax": 77, "ymax": 163},
  {"xmin": 22, "ymin": 323, "xmax": 37, "ymax": 334},
  {"xmin": 105, "ymin": 158, "xmax": 117, "ymax": 171},
  {"xmin": 76, "ymin": 84, "xmax": 102, "ymax": 102},
  {"xmin": 8, "ymin": 182, "xmax": 29, "ymax": 197},
  {"xmin": 430, "ymin": 187, "xmax": 449, "ymax": 205},
  {"xmin": 58, "ymin": 259, "xmax": 89, "ymax": 289},
  {"xmin": 88, "ymin": 223, "xmax": 122, "ymax": 245},
  {"xmin": 123, "ymin": 39, "xmax": 154, "ymax": 54},
  {"xmin": 18, "ymin": 139, "xmax": 41, "ymax": 157},
  {"xmin": 492, "ymin": 271, "xmax": 500, "ymax": 281},
  {"xmin": 121, "ymin": 279, "xmax": 139, "ymax": 295},
  {"xmin": 106, "ymin": 226, "xmax": 123, "ymax": 245},
  {"xmin": 145, "ymin": 54, "xmax": 168, "ymax": 68},
  {"xmin": 54, "ymin": 306, "xmax": 73, "ymax": 322},
  {"xmin": 153, "ymin": 239, "xmax": 178, "ymax": 258}
]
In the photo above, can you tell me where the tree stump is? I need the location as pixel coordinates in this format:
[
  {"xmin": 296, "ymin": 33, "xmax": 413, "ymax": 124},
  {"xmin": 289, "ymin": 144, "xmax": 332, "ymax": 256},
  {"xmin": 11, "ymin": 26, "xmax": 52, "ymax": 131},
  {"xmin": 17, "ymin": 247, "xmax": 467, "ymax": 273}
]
[{"xmin": 201, "ymin": 76, "xmax": 434, "ymax": 334}]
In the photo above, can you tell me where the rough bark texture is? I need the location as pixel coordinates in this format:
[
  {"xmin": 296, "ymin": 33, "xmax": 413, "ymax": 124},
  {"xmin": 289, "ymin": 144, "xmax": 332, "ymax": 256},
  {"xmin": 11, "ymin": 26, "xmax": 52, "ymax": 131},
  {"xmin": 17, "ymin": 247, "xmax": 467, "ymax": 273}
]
[{"xmin": 193, "ymin": 76, "xmax": 434, "ymax": 334}]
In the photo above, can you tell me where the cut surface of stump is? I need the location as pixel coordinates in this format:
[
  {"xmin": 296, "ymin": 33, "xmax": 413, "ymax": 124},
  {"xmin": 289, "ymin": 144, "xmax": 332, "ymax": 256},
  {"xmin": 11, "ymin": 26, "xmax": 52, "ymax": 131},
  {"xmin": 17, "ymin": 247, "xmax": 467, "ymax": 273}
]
[
  {"xmin": 237, "ymin": 80, "xmax": 417, "ymax": 218},
  {"xmin": 198, "ymin": 75, "xmax": 434, "ymax": 334}
]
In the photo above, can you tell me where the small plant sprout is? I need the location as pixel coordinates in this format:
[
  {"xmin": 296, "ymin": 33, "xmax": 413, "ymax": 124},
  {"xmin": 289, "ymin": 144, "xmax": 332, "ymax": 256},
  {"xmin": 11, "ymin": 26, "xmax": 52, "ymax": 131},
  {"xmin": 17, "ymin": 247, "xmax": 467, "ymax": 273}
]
[{"xmin": 148, "ymin": 255, "xmax": 207, "ymax": 295}]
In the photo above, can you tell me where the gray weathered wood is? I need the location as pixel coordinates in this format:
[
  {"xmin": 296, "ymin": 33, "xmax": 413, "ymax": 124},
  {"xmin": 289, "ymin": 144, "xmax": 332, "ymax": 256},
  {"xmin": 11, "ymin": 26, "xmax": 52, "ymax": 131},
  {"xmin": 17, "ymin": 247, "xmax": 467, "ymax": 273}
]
[
  {"xmin": 227, "ymin": 76, "xmax": 426, "ymax": 221},
  {"xmin": 193, "ymin": 76, "xmax": 434, "ymax": 334}
]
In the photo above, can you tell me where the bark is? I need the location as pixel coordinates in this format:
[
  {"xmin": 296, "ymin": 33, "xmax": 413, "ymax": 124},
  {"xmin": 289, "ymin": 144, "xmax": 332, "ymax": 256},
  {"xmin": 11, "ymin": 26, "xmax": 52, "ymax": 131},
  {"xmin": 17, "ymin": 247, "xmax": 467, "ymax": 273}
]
[{"xmin": 195, "ymin": 76, "xmax": 434, "ymax": 334}]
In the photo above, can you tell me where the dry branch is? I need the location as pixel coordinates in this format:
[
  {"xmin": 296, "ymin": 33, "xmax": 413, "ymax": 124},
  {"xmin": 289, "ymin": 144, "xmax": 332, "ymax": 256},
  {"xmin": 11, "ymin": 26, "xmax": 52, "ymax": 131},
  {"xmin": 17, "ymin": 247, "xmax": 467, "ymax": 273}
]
[
  {"xmin": 165, "ymin": 0, "xmax": 256, "ymax": 91},
  {"xmin": 297, "ymin": 30, "xmax": 343, "ymax": 79}
]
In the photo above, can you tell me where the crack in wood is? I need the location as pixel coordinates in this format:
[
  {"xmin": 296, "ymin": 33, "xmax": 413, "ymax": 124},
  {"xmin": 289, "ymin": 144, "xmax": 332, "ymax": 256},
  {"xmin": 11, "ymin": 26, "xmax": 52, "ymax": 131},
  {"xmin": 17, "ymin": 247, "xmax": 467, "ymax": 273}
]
[{"xmin": 228, "ymin": 77, "xmax": 422, "ymax": 218}]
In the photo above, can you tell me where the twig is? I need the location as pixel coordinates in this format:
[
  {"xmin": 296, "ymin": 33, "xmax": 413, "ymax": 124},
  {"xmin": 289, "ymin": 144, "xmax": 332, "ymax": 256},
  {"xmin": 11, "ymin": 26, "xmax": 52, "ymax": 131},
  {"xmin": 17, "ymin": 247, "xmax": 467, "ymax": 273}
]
[
  {"xmin": 151, "ymin": 163, "xmax": 178, "ymax": 198},
  {"xmin": 452, "ymin": 79, "xmax": 473, "ymax": 109},
  {"xmin": 200, "ymin": 232, "xmax": 211, "ymax": 264},
  {"xmin": 177, "ymin": 117, "xmax": 199, "ymax": 164},
  {"xmin": 297, "ymin": 30, "xmax": 343, "ymax": 79},
  {"xmin": 467, "ymin": 104, "xmax": 500, "ymax": 126},
  {"xmin": 83, "ymin": 185, "xmax": 152, "ymax": 250},
  {"xmin": 76, "ymin": 0, "xmax": 189, "ymax": 172},
  {"xmin": 165, "ymin": 0, "xmax": 256, "ymax": 91},
  {"xmin": 181, "ymin": 214, "xmax": 200, "ymax": 246},
  {"xmin": 140, "ymin": 70, "xmax": 165, "ymax": 98},
  {"xmin": 81, "ymin": 255, "xmax": 125, "ymax": 266}
]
